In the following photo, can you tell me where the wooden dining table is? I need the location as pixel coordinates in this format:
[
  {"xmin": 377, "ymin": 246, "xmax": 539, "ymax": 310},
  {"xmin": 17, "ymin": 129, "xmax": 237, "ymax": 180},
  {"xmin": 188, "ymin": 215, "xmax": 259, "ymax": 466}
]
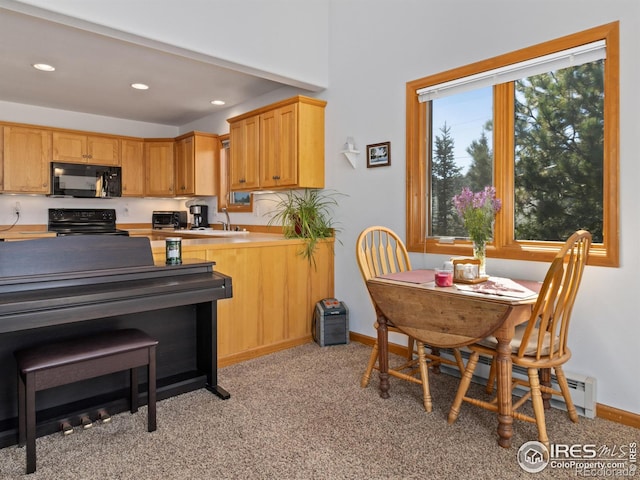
[{"xmin": 366, "ymin": 269, "xmax": 541, "ymax": 448}]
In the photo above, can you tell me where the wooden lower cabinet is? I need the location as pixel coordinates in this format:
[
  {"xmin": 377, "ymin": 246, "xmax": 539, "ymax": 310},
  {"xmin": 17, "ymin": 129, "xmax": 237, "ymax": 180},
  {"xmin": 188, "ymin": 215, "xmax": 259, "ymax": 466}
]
[{"xmin": 151, "ymin": 239, "xmax": 334, "ymax": 366}]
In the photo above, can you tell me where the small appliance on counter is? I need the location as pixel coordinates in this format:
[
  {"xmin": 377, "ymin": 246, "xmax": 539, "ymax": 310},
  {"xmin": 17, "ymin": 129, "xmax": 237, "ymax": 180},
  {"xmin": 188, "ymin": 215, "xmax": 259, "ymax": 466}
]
[
  {"xmin": 152, "ymin": 211, "xmax": 188, "ymax": 230},
  {"xmin": 189, "ymin": 205, "xmax": 209, "ymax": 229}
]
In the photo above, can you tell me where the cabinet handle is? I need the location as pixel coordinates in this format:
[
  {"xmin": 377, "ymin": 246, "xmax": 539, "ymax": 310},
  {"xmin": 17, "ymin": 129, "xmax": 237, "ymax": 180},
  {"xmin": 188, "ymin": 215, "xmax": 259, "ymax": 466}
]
[
  {"xmin": 272, "ymin": 175, "xmax": 280, "ymax": 180},
  {"xmin": 240, "ymin": 179, "xmax": 246, "ymax": 184}
]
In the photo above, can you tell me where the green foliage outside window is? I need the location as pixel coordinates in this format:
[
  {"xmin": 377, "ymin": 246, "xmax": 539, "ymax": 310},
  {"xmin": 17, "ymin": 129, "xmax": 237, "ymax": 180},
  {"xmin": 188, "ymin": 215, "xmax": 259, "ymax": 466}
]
[
  {"xmin": 514, "ymin": 61, "xmax": 604, "ymax": 243},
  {"xmin": 430, "ymin": 62, "xmax": 604, "ymax": 244}
]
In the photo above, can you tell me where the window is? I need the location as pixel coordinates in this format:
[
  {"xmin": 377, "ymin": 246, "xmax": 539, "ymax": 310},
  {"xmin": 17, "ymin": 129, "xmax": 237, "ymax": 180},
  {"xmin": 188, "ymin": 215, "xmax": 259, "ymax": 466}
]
[
  {"xmin": 217, "ymin": 135, "xmax": 253, "ymax": 213},
  {"xmin": 429, "ymin": 87, "xmax": 493, "ymax": 238},
  {"xmin": 406, "ymin": 22, "xmax": 619, "ymax": 266}
]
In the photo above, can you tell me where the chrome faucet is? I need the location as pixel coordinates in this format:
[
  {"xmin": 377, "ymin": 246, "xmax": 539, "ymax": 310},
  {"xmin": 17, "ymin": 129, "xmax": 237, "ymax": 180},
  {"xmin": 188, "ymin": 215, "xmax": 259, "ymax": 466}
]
[{"xmin": 222, "ymin": 208, "xmax": 231, "ymax": 231}]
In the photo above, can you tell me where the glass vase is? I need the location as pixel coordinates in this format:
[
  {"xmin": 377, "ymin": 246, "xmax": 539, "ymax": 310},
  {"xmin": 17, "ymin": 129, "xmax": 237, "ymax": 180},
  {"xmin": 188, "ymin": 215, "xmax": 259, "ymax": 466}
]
[{"xmin": 473, "ymin": 241, "xmax": 487, "ymax": 277}]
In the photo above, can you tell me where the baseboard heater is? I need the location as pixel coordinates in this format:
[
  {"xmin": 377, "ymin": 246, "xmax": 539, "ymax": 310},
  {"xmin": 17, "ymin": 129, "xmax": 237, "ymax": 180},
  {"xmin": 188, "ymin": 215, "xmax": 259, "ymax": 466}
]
[{"xmin": 435, "ymin": 348, "xmax": 597, "ymax": 419}]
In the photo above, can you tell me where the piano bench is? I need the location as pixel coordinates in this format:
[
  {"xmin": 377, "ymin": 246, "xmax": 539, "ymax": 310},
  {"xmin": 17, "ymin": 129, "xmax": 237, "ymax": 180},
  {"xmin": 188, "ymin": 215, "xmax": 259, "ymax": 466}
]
[{"xmin": 14, "ymin": 328, "xmax": 158, "ymax": 475}]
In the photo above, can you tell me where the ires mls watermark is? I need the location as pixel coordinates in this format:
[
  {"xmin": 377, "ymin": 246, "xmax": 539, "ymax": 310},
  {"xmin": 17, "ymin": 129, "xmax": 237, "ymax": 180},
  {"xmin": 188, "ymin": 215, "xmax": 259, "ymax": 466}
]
[{"xmin": 518, "ymin": 440, "xmax": 637, "ymax": 476}]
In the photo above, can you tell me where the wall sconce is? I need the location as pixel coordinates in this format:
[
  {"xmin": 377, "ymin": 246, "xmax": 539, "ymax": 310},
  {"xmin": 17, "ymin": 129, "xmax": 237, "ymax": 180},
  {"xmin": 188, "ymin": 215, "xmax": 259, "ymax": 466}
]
[{"xmin": 340, "ymin": 137, "xmax": 360, "ymax": 168}]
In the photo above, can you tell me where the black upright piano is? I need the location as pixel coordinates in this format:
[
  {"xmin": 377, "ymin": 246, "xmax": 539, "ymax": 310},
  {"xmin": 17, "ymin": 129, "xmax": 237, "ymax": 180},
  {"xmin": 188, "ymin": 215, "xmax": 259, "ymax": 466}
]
[{"xmin": 0, "ymin": 235, "xmax": 232, "ymax": 447}]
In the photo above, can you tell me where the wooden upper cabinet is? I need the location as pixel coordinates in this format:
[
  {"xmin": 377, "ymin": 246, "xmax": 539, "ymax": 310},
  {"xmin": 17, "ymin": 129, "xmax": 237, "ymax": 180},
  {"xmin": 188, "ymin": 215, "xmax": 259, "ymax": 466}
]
[
  {"xmin": 229, "ymin": 115, "xmax": 260, "ymax": 191},
  {"xmin": 260, "ymin": 104, "xmax": 298, "ymax": 188},
  {"xmin": 0, "ymin": 121, "xmax": 220, "ymax": 199},
  {"xmin": 144, "ymin": 140, "xmax": 174, "ymax": 196},
  {"xmin": 175, "ymin": 135, "xmax": 195, "ymax": 195},
  {"xmin": 192, "ymin": 133, "xmax": 218, "ymax": 197},
  {"xmin": 227, "ymin": 95, "xmax": 326, "ymax": 191},
  {"xmin": 53, "ymin": 131, "xmax": 120, "ymax": 166},
  {"xmin": 1, "ymin": 126, "xmax": 51, "ymax": 194},
  {"xmin": 88, "ymin": 136, "xmax": 120, "ymax": 166},
  {"xmin": 120, "ymin": 139, "xmax": 144, "ymax": 196},
  {"xmin": 293, "ymin": 98, "xmax": 325, "ymax": 189},
  {"xmin": 175, "ymin": 132, "xmax": 219, "ymax": 197}
]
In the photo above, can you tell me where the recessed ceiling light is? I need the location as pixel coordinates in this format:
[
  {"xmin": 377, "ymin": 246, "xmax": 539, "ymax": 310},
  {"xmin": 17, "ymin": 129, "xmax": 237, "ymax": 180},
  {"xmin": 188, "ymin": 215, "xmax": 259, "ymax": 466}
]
[
  {"xmin": 33, "ymin": 63, "xmax": 55, "ymax": 72},
  {"xmin": 210, "ymin": 100, "xmax": 225, "ymax": 106},
  {"xmin": 131, "ymin": 83, "xmax": 149, "ymax": 90}
]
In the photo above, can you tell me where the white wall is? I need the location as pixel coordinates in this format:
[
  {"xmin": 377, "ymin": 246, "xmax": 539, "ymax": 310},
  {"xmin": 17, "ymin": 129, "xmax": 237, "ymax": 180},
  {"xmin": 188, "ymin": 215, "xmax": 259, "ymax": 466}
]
[
  {"xmin": 1, "ymin": 0, "xmax": 638, "ymax": 415},
  {"xmin": 324, "ymin": 0, "xmax": 640, "ymax": 415},
  {"xmin": 0, "ymin": 195, "xmax": 184, "ymax": 228},
  {"xmin": 11, "ymin": 0, "xmax": 329, "ymax": 90},
  {"xmin": 0, "ymin": 100, "xmax": 178, "ymax": 138}
]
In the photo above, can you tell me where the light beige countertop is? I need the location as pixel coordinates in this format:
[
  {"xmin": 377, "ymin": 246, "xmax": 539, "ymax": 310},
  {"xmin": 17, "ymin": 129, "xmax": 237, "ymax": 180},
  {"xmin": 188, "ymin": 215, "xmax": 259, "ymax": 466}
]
[
  {"xmin": 168, "ymin": 228, "xmax": 251, "ymax": 237},
  {"xmin": 126, "ymin": 229, "xmax": 300, "ymax": 249},
  {"xmin": 151, "ymin": 233, "xmax": 292, "ymax": 248},
  {"xmin": 0, "ymin": 231, "xmax": 57, "ymax": 240},
  {"xmin": 0, "ymin": 228, "xmax": 298, "ymax": 248}
]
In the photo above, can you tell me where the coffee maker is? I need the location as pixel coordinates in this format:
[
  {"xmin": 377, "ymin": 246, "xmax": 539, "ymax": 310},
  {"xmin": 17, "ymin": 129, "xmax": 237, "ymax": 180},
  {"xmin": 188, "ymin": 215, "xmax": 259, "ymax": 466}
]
[{"xmin": 189, "ymin": 205, "xmax": 209, "ymax": 229}]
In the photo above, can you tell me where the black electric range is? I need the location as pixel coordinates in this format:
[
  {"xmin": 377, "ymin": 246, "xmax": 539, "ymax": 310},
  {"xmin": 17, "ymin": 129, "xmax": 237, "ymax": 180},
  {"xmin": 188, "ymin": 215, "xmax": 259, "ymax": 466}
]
[{"xmin": 48, "ymin": 208, "xmax": 129, "ymax": 236}]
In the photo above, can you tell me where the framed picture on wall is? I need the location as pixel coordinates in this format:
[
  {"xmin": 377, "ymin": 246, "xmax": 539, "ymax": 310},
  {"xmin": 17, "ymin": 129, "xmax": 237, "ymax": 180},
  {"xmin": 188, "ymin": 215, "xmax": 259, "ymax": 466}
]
[{"xmin": 366, "ymin": 141, "xmax": 391, "ymax": 168}]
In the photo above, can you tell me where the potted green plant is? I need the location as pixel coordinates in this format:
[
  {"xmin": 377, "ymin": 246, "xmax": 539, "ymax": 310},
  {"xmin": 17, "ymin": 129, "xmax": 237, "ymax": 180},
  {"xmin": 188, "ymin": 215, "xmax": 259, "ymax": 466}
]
[{"xmin": 267, "ymin": 189, "xmax": 343, "ymax": 264}]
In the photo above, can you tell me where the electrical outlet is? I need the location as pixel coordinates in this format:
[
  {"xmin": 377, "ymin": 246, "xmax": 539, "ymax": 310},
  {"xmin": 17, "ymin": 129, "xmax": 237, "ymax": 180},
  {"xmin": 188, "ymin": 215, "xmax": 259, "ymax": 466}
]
[{"xmin": 14, "ymin": 201, "xmax": 21, "ymax": 215}]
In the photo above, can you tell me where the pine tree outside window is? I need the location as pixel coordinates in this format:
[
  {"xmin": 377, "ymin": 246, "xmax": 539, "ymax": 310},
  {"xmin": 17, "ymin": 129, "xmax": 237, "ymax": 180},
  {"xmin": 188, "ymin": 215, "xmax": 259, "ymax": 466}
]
[{"xmin": 406, "ymin": 22, "xmax": 619, "ymax": 267}]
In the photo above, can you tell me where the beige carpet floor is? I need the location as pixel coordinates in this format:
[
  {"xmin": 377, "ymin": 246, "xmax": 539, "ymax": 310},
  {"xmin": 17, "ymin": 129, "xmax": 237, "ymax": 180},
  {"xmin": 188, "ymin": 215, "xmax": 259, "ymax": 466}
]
[{"xmin": 0, "ymin": 341, "xmax": 637, "ymax": 479}]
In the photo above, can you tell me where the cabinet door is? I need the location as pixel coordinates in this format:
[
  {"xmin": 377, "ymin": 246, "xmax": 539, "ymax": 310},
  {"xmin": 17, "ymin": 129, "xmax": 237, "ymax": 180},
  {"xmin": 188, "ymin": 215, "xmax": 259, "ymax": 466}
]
[
  {"xmin": 2, "ymin": 126, "xmax": 51, "ymax": 194},
  {"xmin": 53, "ymin": 131, "xmax": 87, "ymax": 163},
  {"xmin": 295, "ymin": 99, "xmax": 325, "ymax": 188},
  {"xmin": 121, "ymin": 139, "xmax": 144, "ymax": 196},
  {"xmin": 144, "ymin": 141, "xmax": 174, "ymax": 196},
  {"xmin": 53, "ymin": 132, "xmax": 119, "ymax": 165},
  {"xmin": 87, "ymin": 136, "xmax": 120, "ymax": 166},
  {"xmin": 229, "ymin": 115, "xmax": 259, "ymax": 190},
  {"xmin": 175, "ymin": 136, "xmax": 195, "ymax": 195},
  {"xmin": 194, "ymin": 239, "xmax": 334, "ymax": 361},
  {"xmin": 193, "ymin": 134, "xmax": 217, "ymax": 196},
  {"xmin": 260, "ymin": 104, "xmax": 297, "ymax": 188},
  {"xmin": 229, "ymin": 121, "xmax": 244, "ymax": 189}
]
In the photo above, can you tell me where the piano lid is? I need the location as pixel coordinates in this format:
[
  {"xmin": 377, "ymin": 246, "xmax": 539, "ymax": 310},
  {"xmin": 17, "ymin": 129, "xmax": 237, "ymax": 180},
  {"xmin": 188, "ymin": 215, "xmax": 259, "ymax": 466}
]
[
  {"xmin": 0, "ymin": 235, "xmax": 154, "ymax": 278},
  {"xmin": 0, "ymin": 235, "xmax": 231, "ymax": 334}
]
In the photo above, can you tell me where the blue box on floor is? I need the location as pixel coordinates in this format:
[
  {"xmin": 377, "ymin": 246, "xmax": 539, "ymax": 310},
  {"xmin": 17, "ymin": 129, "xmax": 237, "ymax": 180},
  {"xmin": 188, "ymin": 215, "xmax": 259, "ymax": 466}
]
[{"xmin": 313, "ymin": 298, "xmax": 349, "ymax": 347}]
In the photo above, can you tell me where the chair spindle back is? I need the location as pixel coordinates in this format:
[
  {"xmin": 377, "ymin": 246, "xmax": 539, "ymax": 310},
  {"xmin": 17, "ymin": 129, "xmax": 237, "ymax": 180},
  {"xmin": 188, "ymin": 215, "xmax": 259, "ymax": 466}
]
[
  {"xmin": 356, "ymin": 226, "xmax": 411, "ymax": 282},
  {"xmin": 517, "ymin": 230, "xmax": 592, "ymax": 361}
]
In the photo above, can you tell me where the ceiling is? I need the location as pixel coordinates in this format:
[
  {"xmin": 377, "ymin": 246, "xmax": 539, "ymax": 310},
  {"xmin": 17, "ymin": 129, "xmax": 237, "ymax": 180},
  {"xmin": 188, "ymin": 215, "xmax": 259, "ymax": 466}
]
[{"xmin": 0, "ymin": 7, "xmax": 293, "ymax": 126}]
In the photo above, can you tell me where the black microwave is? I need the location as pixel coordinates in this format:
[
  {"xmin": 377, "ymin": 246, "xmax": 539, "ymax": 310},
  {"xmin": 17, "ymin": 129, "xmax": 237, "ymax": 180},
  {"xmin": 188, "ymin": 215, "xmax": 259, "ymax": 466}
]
[{"xmin": 51, "ymin": 162, "xmax": 122, "ymax": 198}]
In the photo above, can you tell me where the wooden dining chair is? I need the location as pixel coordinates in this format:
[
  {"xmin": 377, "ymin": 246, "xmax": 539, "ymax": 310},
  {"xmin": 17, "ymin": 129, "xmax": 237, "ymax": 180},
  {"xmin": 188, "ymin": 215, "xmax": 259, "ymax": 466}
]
[
  {"xmin": 447, "ymin": 230, "xmax": 592, "ymax": 448},
  {"xmin": 356, "ymin": 226, "xmax": 464, "ymax": 412}
]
